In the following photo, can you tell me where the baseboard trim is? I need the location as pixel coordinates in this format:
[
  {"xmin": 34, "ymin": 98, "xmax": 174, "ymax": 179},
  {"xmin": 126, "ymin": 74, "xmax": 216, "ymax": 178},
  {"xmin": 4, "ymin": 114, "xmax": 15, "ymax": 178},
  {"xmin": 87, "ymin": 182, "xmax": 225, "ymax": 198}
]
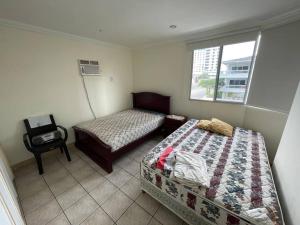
[{"xmin": 11, "ymin": 143, "xmax": 76, "ymax": 171}]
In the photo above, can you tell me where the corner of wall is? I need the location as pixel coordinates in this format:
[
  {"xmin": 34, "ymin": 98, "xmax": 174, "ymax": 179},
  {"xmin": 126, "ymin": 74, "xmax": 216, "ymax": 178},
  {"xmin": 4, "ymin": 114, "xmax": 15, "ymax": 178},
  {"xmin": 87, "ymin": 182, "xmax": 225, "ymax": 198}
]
[{"xmin": 243, "ymin": 105, "xmax": 288, "ymax": 162}]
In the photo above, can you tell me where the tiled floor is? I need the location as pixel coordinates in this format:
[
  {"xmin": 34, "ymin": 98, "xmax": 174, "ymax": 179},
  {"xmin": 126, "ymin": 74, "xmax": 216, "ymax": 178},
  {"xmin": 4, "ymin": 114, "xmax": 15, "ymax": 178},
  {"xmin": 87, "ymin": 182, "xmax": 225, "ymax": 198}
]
[{"xmin": 14, "ymin": 137, "xmax": 188, "ymax": 225}]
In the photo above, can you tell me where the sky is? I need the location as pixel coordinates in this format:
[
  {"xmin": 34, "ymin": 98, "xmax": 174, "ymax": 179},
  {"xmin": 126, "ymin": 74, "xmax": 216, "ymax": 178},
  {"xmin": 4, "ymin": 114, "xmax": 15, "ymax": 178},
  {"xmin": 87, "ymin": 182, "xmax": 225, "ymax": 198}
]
[
  {"xmin": 222, "ymin": 41, "xmax": 256, "ymax": 61},
  {"xmin": 193, "ymin": 40, "xmax": 256, "ymax": 74}
]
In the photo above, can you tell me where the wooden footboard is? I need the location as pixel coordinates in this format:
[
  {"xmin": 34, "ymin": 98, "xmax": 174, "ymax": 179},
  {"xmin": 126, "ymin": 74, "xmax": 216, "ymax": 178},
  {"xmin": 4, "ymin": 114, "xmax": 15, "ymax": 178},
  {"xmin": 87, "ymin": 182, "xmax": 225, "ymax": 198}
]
[
  {"xmin": 73, "ymin": 126, "xmax": 113, "ymax": 172},
  {"xmin": 73, "ymin": 126, "xmax": 162, "ymax": 173}
]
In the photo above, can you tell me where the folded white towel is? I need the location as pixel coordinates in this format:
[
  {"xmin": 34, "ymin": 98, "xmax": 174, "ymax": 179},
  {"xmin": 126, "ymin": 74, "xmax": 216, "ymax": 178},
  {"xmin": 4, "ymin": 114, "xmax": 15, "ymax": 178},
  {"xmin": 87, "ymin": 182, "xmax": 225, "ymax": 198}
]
[{"xmin": 173, "ymin": 151, "xmax": 209, "ymax": 188}]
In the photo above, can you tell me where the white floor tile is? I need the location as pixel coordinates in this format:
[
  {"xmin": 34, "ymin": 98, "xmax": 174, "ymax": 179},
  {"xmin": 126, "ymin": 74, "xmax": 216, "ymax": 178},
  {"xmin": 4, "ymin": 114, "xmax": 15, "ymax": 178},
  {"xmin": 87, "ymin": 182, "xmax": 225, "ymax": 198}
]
[
  {"xmin": 25, "ymin": 199, "xmax": 62, "ymax": 225},
  {"xmin": 56, "ymin": 184, "xmax": 87, "ymax": 210},
  {"xmin": 64, "ymin": 195, "xmax": 98, "ymax": 225},
  {"xmin": 101, "ymin": 190, "xmax": 133, "ymax": 221},
  {"xmin": 117, "ymin": 203, "xmax": 151, "ymax": 225}
]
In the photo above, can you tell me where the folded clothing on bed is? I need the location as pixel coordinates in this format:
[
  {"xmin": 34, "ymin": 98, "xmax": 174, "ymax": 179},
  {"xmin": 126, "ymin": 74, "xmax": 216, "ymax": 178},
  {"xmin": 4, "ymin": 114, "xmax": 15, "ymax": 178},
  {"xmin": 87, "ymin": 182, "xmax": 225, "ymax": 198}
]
[
  {"xmin": 156, "ymin": 146, "xmax": 176, "ymax": 171},
  {"xmin": 173, "ymin": 151, "xmax": 209, "ymax": 188},
  {"xmin": 156, "ymin": 147, "xmax": 209, "ymax": 188}
]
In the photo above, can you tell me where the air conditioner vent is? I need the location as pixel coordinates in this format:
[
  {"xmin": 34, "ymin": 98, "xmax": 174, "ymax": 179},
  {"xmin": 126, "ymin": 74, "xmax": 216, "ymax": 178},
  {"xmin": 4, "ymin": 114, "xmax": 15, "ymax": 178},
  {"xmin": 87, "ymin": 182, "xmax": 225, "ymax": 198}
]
[
  {"xmin": 79, "ymin": 59, "xmax": 100, "ymax": 76},
  {"xmin": 90, "ymin": 61, "xmax": 99, "ymax": 65}
]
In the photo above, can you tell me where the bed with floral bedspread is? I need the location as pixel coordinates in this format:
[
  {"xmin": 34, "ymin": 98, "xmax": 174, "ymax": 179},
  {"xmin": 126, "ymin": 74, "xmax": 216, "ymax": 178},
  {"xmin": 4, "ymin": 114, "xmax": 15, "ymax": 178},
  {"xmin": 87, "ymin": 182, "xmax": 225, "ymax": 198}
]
[{"xmin": 141, "ymin": 119, "xmax": 284, "ymax": 225}]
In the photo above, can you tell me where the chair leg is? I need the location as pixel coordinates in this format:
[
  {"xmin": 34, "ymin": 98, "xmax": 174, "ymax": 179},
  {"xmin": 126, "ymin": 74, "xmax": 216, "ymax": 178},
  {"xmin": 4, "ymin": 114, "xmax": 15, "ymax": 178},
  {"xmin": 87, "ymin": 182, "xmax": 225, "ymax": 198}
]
[
  {"xmin": 34, "ymin": 153, "xmax": 43, "ymax": 175},
  {"xmin": 63, "ymin": 144, "xmax": 71, "ymax": 162}
]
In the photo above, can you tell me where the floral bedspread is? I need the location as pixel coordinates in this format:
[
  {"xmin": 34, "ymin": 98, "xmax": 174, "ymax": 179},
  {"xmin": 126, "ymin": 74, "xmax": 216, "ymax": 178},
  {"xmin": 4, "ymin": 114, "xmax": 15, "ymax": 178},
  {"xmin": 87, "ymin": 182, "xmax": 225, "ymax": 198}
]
[
  {"xmin": 142, "ymin": 119, "xmax": 283, "ymax": 225},
  {"xmin": 76, "ymin": 109, "xmax": 164, "ymax": 151}
]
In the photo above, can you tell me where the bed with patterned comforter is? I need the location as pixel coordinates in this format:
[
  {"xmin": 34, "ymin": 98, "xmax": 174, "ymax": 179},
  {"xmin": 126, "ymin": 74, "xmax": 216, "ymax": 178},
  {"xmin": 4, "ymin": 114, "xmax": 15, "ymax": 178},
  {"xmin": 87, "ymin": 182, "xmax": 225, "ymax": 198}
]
[
  {"xmin": 76, "ymin": 109, "xmax": 165, "ymax": 151},
  {"xmin": 141, "ymin": 119, "xmax": 284, "ymax": 225}
]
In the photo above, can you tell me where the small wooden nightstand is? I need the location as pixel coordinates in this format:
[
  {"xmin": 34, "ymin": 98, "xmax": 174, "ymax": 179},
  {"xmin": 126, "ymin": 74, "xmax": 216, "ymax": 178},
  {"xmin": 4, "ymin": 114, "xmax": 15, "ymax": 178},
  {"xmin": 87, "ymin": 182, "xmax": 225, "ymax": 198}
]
[{"xmin": 162, "ymin": 115, "xmax": 188, "ymax": 137}]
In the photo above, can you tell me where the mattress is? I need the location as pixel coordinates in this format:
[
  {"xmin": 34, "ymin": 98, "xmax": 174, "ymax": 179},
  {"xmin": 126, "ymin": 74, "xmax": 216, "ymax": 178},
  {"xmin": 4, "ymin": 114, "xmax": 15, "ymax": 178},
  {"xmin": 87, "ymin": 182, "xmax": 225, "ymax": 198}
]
[
  {"xmin": 141, "ymin": 119, "xmax": 283, "ymax": 225},
  {"xmin": 76, "ymin": 109, "xmax": 165, "ymax": 151}
]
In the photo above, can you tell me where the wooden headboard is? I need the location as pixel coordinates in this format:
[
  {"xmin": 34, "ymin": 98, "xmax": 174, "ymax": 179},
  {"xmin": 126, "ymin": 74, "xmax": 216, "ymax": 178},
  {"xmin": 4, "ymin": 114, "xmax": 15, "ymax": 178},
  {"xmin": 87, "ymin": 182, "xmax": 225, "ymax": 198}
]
[{"xmin": 132, "ymin": 92, "xmax": 170, "ymax": 115}]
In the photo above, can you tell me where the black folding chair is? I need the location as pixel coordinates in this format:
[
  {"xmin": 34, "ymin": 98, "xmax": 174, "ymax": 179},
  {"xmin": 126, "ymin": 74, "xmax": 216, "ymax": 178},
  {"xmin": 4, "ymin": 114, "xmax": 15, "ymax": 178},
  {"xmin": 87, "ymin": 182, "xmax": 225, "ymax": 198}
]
[{"xmin": 23, "ymin": 114, "xmax": 71, "ymax": 174}]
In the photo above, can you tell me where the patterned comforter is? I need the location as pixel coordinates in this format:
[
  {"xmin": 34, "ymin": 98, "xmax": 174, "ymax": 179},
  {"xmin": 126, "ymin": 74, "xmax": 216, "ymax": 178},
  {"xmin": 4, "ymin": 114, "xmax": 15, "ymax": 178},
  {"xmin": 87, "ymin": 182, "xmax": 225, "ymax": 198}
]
[
  {"xmin": 142, "ymin": 119, "xmax": 283, "ymax": 225},
  {"xmin": 76, "ymin": 109, "xmax": 164, "ymax": 151}
]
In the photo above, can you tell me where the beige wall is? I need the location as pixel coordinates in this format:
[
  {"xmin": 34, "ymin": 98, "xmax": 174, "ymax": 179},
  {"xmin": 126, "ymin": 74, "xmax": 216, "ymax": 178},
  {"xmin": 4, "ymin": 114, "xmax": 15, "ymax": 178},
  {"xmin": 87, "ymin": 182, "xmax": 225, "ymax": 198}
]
[
  {"xmin": 273, "ymin": 82, "xmax": 300, "ymax": 225},
  {"xmin": 243, "ymin": 106, "xmax": 287, "ymax": 161},
  {"xmin": 133, "ymin": 43, "xmax": 247, "ymax": 125},
  {"xmin": 133, "ymin": 40, "xmax": 288, "ymax": 162},
  {"xmin": 1, "ymin": 21, "xmax": 297, "ymax": 166},
  {"xmin": 0, "ymin": 26, "xmax": 133, "ymax": 165}
]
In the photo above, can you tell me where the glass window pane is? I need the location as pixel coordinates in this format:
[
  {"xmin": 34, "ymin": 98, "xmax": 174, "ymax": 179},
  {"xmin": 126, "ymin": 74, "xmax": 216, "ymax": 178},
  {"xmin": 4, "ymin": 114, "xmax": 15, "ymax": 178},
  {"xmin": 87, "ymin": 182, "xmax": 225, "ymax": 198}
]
[
  {"xmin": 190, "ymin": 46, "xmax": 220, "ymax": 100},
  {"xmin": 216, "ymin": 41, "xmax": 256, "ymax": 103}
]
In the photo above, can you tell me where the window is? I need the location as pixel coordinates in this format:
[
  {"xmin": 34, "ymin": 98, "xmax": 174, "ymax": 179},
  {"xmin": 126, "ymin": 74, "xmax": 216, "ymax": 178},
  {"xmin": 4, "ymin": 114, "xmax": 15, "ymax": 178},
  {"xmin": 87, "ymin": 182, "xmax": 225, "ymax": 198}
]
[
  {"xmin": 229, "ymin": 79, "xmax": 246, "ymax": 86},
  {"xmin": 190, "ymin": 41, "xmax": 256, "ymax": 103},
  {"xmin": 190, "ymin": 46, "xmax": 220, "ymax": 101}
]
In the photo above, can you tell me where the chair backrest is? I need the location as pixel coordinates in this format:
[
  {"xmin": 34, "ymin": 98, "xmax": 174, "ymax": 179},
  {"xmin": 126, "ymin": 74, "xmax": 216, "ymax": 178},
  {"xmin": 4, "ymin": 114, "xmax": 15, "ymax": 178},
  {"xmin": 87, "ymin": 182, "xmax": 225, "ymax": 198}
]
[{"xmin": 24, "ymin": 115, "xmax": 57, "ymax": 139}]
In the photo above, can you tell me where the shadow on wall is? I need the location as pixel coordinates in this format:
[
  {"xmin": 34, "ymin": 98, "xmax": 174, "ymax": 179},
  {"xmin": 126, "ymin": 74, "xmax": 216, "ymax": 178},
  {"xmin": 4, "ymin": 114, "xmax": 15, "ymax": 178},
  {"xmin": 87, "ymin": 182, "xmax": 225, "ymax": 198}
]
[{"xmin": 272, "ymin": 82, "xmax": 300, "ymax": 225}]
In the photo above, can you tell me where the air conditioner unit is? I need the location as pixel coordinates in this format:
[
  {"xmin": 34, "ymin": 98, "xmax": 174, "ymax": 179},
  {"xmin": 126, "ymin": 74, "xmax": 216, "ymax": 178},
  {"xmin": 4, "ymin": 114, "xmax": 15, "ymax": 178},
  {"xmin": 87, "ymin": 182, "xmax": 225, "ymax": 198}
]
[{"xmin": 79, "ymin": 59, "xmax": 100, "ymax": 76}]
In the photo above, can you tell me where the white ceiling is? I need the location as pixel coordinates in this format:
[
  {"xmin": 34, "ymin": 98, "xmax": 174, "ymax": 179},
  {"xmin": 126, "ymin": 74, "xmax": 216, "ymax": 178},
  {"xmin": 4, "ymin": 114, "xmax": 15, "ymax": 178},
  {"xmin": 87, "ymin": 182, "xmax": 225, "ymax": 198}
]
[{"xmin": 0, "ymin": 0, "xmax": 300, "ymax": 47}]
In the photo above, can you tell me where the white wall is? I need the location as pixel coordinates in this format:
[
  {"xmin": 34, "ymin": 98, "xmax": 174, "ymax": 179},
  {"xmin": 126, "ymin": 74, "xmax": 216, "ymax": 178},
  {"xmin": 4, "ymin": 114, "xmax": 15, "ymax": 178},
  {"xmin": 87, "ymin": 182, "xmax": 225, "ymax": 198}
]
[
  {"xmin": 132, "ymin": 23, "xmax": 298, "ymax": 162},
  {"xmin": 273, "ymin": 82, "xmax": 300, "ymax": 225},
  {"xmin": 0, "ymin": 26, "xmax": 133, "ymax": 165}
]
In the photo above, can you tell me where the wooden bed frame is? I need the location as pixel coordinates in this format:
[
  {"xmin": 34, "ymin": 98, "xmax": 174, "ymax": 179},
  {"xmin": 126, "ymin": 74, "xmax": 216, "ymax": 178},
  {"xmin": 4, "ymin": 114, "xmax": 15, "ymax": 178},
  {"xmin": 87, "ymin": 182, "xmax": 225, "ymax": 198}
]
[{"xmin": 73, "ymin": 92, "xmax": 170, "ymax": 173}]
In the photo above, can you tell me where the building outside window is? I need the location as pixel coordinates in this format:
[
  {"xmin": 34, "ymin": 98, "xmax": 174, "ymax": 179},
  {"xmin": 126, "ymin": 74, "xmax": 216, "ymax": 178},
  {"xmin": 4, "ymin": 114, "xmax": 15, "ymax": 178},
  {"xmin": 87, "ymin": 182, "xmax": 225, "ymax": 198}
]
[
  {"xmin": 191, "ymin": 46, "xmax": 220, "ymax": 101},
  {"xmin": 190, "ymin": 41, "xmax": 257, "ymax": 103}
]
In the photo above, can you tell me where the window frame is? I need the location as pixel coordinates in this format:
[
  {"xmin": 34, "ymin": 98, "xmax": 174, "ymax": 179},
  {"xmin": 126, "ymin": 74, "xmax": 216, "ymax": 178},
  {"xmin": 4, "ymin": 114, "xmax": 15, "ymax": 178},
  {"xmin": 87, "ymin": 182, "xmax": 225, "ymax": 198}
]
[{"xmin": 189, "ymin": 40, "xmax": 258, "ymax": 104}]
